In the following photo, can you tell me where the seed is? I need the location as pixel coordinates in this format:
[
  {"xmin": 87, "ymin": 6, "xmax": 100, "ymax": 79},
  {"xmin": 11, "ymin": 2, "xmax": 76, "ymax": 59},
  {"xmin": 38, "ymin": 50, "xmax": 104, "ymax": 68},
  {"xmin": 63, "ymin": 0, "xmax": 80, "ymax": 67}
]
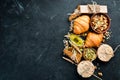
[{"xmin": 98, "ymin": 72, "xmax": 103, "ymax": 77}]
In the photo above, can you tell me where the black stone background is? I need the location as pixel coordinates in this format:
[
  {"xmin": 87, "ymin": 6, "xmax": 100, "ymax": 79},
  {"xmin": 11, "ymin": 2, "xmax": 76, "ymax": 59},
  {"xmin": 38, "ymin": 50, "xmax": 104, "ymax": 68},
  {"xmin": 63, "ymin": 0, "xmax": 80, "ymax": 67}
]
[{"xmin": 0, "ymin": 0, "xmax": 120, "ymax": 80}]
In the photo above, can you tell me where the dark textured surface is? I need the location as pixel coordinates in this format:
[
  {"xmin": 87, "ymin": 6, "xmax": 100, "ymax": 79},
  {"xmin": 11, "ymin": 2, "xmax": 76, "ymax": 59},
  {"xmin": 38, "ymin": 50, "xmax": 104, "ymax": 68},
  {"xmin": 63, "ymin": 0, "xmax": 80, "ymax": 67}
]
[{"xmin": 0, "ymin": 0, "xmax": 120, "ymax": 80}]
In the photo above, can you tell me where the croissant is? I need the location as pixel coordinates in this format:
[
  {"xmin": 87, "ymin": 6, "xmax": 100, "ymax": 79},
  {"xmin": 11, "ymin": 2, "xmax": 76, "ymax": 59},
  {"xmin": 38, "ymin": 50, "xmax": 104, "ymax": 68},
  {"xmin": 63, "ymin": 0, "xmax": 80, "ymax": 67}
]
[
  {"xmin": 85, "ymin": 32, "xmax": 103, "ymax": 47},
  {"xmin": 69, "ymin": 5, "xmax": 80, "ymax": 21},
  {"xmin": 73, "ymin": 15, "xmax": 90, "ymax": 34}
]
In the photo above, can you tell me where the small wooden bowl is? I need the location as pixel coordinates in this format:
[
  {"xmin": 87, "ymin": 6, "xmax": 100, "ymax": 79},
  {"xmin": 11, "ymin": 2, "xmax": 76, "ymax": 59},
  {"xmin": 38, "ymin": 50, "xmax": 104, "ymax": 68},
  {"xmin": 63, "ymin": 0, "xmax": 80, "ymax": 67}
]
[{"xmin": 90, "ymin": 13, "xmax": 111, "ymax": 33}]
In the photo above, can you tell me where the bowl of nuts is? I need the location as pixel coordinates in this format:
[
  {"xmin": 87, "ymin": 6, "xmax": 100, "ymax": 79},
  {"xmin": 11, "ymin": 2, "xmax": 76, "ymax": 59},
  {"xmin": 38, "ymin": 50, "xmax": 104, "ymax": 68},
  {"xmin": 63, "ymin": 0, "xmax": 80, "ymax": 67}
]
[{"xmin": 90, "ymin": 13, "xmax": 111, "ymax": 33}]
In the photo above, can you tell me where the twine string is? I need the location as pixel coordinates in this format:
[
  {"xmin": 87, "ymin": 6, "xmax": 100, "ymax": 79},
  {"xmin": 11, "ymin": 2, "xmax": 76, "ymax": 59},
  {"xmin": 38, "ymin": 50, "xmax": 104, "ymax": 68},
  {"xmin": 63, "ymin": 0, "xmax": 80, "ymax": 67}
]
[{"xmin": 91, "ymin": 0, "xmax": 97, "ymax": 13}]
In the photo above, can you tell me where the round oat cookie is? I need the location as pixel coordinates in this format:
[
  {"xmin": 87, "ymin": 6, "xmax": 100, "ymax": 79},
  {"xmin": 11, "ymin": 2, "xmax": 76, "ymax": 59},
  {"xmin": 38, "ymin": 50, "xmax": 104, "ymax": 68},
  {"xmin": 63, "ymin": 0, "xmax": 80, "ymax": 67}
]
[
  {"xmin": 77, "ymin": 60, "xmax": 95, "ymax": 78},
  {"xmin": 97, "ymin": 44, "xmax": 114, "ymax": 62}
]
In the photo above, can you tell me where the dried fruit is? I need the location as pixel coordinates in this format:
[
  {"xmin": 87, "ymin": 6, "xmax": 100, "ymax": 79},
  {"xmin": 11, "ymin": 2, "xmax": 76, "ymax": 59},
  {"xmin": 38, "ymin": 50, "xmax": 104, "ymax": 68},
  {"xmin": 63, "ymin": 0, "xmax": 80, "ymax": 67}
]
[
  {"xmin": 91, "ymin": 13, "xmax": 110, "ymax": 33},
  {"xmin": 69, "ymin": 34, "xmax": 84, "ymax": 47}
]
